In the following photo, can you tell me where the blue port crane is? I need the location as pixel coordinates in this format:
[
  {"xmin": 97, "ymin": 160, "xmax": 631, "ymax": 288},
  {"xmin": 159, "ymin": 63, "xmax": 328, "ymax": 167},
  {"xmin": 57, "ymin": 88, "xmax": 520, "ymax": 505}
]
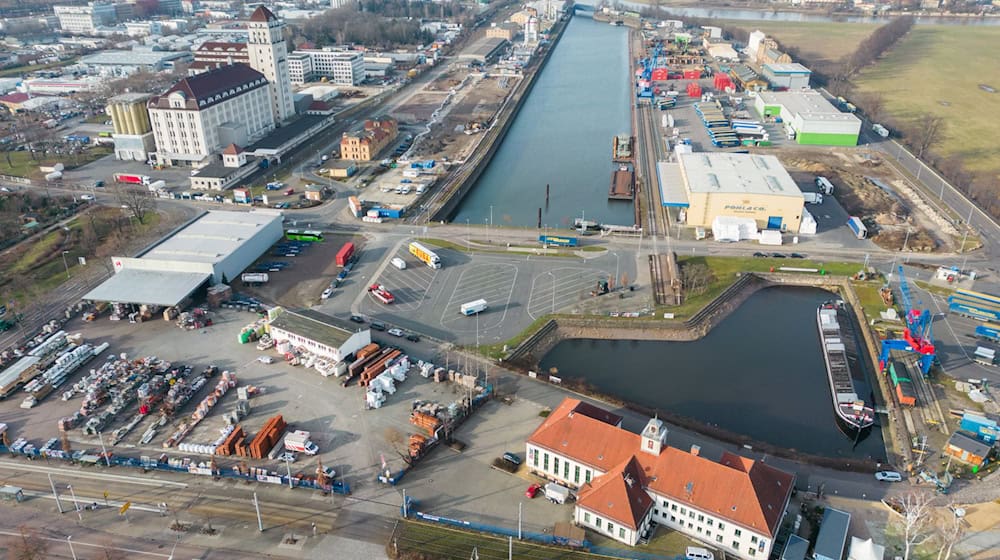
[
  {"xmin": 879, "ymin": 265, "xmax": 936, "ymax": 374},
  {"xmin": 636, "ymin": 41, "xmax": 662, "ymax": 99}
]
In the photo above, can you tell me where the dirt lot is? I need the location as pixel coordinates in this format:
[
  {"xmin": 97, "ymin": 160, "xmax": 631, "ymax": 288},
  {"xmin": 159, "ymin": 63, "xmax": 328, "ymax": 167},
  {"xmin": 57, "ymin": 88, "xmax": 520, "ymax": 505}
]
[
  {"xmin": 236, "ymin": 233, "xmax": 364, "ymax": 308},
  {"xmin": 390, "ymin": 70, "xmax": 518, "ymax": 164},
  {"xmin": 778, "ymin": 148, "xmax": 960, "ymax": 252}
]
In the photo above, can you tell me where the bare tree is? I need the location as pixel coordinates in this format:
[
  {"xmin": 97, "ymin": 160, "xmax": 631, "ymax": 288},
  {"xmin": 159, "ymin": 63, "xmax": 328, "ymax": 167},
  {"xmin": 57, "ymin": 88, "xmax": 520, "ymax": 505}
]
[
  {"xmin": 862, "ymin": 92, "xmax": 885, "ymax": 123},
  {"xmin": 12, "ymin": 525, "xmax": 48, "ymax": 560},
  {"xmin": 936, "ymin": 507, "xmax": 965, "ymax": 560},
  {"xmin": 914, "ymin": 114, "xmax": 946, "ymax": 159},
  {"xmin": 895, "ymin": 491, "xmax": 935, "ymax": 560},
  {"xmin": 113, "ymin": 185, "xmax": 156, "ymax": 225}
]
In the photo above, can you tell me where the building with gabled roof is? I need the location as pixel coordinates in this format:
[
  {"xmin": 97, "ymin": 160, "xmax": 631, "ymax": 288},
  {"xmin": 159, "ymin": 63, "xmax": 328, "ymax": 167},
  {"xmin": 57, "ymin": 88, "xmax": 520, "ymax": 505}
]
[
  {"xmin": 147, "ymin": 63, "xmax": 274, "ymax": 165},
  {"xmin": 527, "ymin": 398, "xmax": 794, "ymax": 556}
]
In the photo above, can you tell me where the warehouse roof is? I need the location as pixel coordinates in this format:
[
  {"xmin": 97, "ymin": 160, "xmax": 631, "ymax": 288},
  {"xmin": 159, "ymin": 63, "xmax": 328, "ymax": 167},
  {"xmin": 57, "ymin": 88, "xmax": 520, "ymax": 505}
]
[
  {"xmin": 756, "ymin": 90, "xmax": 860, "ymax": 123},
  {"xmin": 814, "ymin": 507, "xmax": 850, "ymax": 560},
  {"xmin": 83, "ymin": 269, "xmax": 210, "ymax": 306},
  {"xmin": 81, "ymin": 50, "xmax": 191, "ymax": 66},
  {"xmin": 248, "ymin": 114, "xmax": 327, "ymax": 151},
  {"xmin": 267, "ymin": 308, "xmax": 353, "ymax": 348},
  {"xmin": 762, "ymin": 63, "xmax": 811, "ymax": 75},
  {"xmin": 948, "ymin": 431, "xmax": 992, "ymax": 457},
  {"xmin": 679, "ymin": 153, "xmax": 803, "ymax": 198},
  {"xmin": 657, "ymin": 161, "xmax": 690, "ymax": 207},
  {"xmin": 140, "ymin": 211, "xmax": 281, "ymax": 265}
]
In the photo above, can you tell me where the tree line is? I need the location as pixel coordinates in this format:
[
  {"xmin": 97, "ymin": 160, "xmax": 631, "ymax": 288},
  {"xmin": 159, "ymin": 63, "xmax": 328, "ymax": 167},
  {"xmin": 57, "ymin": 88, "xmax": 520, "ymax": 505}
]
[{"xmin": 294, "ymin": 6, "xmax": 435, "ymax": 49}]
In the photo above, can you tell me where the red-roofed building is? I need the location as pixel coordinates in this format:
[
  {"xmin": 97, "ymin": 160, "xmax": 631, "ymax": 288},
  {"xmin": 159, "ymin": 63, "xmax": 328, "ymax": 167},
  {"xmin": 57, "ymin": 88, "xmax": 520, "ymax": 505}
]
[
  {"xmin": 526, "ymin": 398, "xmax": 794, "ymax": 557},
  {"xmin": 190, "ymin": 42, "xmax": 250, "ymax": 75},
  {"xmin": 340, "ymin": 116, "xmax": 397, "ymax": 161}
]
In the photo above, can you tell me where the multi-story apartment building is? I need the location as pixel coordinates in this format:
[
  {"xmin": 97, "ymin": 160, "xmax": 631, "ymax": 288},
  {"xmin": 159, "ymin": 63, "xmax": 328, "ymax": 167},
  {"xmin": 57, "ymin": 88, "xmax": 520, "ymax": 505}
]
[
  {"xmin": 147, "ymin": 63, "xmax": 274, "ymax": 165},
  {"xmin": 53, "ymin": 3, "xmax": 116, "ymax": 35},
  {"xmin": 287, "ymin": 52, "xmax": 314, "ymax": 85},
  {"xmin": 288, "ymin": 48, "xmax": 364, "ymax": 85},
  {"xmin": 340, "ymin": 117, "xmax": 397, "ymax": 161},
  {"xmin": 526, "ymin": 399, "xmax": 795, "ymax": 559}
]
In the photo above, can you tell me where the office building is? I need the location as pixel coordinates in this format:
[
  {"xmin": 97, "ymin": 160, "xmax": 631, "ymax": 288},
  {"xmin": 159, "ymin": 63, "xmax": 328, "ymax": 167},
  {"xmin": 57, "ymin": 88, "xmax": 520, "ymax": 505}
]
[
  {"xmin": 288, "ymin": 48, "xmax": 364, "ymax": 85},
  {"xmin": 53, "ymin": 3, "xmax": 117, "ymax": 35}
]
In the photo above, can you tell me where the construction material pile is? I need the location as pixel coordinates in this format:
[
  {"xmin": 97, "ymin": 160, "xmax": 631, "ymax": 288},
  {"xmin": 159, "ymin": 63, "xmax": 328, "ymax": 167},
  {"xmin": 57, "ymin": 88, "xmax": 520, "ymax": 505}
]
[
  {"xmin": 162, "ymin": 371, "xmax": 237, "ymax": 448},
  {"xmin": 176, "ymin": 307, "xmax": 212, "ymax": 330},
  {"xmin": 68, "ymin": 355, "xmax": 174, "ymax": 435},
  {"xmin": 237, "ymin": 318, "xmax": 267, "ymax": 344}
]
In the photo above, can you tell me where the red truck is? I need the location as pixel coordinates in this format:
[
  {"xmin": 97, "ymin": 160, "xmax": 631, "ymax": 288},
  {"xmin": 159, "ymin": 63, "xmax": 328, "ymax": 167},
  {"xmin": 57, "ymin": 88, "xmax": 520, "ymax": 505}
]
[
  {"xmin": 113, "ymin": 173, "xmax": 151, "ymax": 185},
  {"xmin": 368, "ymin": 284, "xmax": 394, "ymax": 305},
  {"xmin": 335, "ymin": 242, "xmax": 355, "ymax": 267}
]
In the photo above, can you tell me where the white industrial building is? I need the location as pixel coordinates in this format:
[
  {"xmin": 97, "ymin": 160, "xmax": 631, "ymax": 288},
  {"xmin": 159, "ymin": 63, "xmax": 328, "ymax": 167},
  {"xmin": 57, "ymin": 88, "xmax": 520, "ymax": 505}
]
[
  {"xmin": 287, "ymin": 48, "xmax": 365, "ymax": 85},
  {"xmin": 53, "ymin": 3, "xmax": 117, "ymax": 35},
  {"xmin": 79, "ymin": 49, "xmax": 193, "ymax": 77},
  {"xmin": 754, "ymin": 90, "xmax": 861, "ymax": 146},
  {"xmin": 266, "ymin": 307, "xmax": 371, "ymax": 363},
  {"xmin": 147, "ymin": 63, "xmax": 275, "ymax": 165},
  {"xmin": 760, "ymin": 63, "xmax": 811, "ymax": 90},
  {"xmin": 83, "ymin": 211, "xmax": 283, "ymax": 307}
]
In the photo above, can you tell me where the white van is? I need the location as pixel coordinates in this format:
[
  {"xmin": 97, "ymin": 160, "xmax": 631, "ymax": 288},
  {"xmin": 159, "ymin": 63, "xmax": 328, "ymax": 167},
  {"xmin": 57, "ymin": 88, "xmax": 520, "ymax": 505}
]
[
  {"xmin": 391, "ymin": 257, "xmax": 406, "ymax": 270},
  {"xmin": 686, "ymin": 547, "xmax": 715, "ymax": 560}
]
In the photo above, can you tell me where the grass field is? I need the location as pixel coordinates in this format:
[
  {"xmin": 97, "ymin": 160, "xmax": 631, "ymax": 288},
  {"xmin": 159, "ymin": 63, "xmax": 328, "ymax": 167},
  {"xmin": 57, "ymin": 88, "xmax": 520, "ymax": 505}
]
[
  {"xmin": 722, "ymin": 21, "xmax": 876, "ymax": 65},
  {"xmin": 0, "ymin": 147, "xmax": 113, "ymax": 179},
  {"xmin": 853, "ymin": 25, "xmax": 1000, "ymax": 176},
  {"xmin": 394, "ymin": 520, "xmax": 609, "ymax": 560}
]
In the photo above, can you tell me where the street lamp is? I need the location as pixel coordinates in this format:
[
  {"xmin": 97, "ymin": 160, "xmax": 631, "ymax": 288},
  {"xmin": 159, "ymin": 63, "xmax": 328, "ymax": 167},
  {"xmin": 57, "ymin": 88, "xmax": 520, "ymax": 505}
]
[
  {"xmin": 61, "ymin": 250, "xmax": 70, "ymax": 279},
  {"xmin": 67, "ymin": 484, "xmax": 81, "ymax": 521},
  {"xmin": 66, "ymin": 536, "xmax": 78, "ymax": 560},
  {"xmin": 612, "ymin": 252, "xmax": 620, "ymax": 291}
]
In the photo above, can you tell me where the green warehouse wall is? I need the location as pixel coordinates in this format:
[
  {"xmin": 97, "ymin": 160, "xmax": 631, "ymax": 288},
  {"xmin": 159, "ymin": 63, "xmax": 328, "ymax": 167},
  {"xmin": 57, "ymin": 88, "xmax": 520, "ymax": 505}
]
[{"xmin": 795, "ymin": 132, "xmax": 858, "ymax": 146}]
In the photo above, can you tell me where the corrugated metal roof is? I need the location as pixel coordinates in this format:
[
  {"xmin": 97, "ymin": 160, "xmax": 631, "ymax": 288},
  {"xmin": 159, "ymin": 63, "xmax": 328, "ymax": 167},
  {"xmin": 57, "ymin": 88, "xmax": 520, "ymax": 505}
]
[
  {"xmin": 656, "ymin": 162, "xmax": 689, "ymax": 207},
  {"xmin": 814, "ymin": 507, "xmax": 851, "ymax": 560},
  {"xmin": 83, "ymin": 269, "xmax": 210, "ymax": 306}
]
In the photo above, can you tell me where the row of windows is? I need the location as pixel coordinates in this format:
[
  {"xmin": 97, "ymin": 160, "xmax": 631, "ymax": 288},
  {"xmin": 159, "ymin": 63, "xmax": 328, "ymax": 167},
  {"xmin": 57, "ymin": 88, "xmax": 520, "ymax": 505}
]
[
  {"xmin": 581, "ymin": 512, "xmax": 627, "ymax": 541},
  {"xmin": 655, "ymin": 499, "xmax": 764, "ymax": 557},
  {"xmin": 532, "ymin": 448, "xmax": 591, "ymax": 486}
]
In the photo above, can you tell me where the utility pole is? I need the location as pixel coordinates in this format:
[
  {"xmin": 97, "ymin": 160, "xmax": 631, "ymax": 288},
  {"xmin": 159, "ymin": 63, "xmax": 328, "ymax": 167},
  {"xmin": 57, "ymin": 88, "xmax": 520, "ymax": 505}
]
[
  {"xmin": 253, "ymin": 492, "xmax": 263, "ymax": 532},
  {"xmin": 61, "ymin": 250, "xmax": 70, "ymax": 279},
  {"xmin": 49, "ymin": 473, "xmax": 64, "ymax": 513},
  {"xmin": 402, "ymin": 488, "xmax": 408, "ymax": 518},
  {"xmin": 67, "ymin": 484, "xmax": 82, "ymax": 521},
  {"xmin": 518, "ymin": 502, "xmax": 522, "ymax": 539},
  {"xmin": 66, "ymin": 536, "xmax": 77, "ymax": 560},
  {"xmin": 285, "ymin": 458, "xmax": 293, "ymax": 489}
]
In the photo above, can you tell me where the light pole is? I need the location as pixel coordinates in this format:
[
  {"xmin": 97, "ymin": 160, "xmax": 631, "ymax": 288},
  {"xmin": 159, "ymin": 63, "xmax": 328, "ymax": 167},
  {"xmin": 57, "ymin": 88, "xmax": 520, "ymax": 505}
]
[
  {"xmin": 285, "ymin": 457, "xmax": 294, "ymax": 489},
  {"xmin": 612, "ymin": 252, "xmax": 620, "ymax": 290},
  {"xmin": 61, "ymin": 250, "xmax": 70, "ymax": 279},
  {"xmin": 960, "ymin": 205, "xmax": 974, "ymax": 271},
  {"xmin": 489, "ymin": 205, "xmax": 493, "ymax": 242},
  {"xmin": 466, "ymin": 218, "xmax": 470, "ymax": 249},
  {"xmin": 66, "ymin": 536, "xmax": 77, "ymax": 560},
  {"xmin": 67, "ymin": 484, "xmax": 81, "ymax": 521},
  {"xmin": 550, "ymin": 271, "xmax": 556, "ymax": 315},
  {"xmin": 253, "ymin": 492, "xmax": 264, "ymax": 532}
]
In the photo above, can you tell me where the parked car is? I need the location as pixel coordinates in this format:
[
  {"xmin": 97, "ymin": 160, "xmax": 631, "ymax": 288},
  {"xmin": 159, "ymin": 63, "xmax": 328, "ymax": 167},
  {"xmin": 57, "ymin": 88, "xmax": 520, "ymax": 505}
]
[
  {"xmin": 771, "ymin": 252, "xmax": 787, "ymax": 258},
  {"xmin": 525, "ymin": 483, "xmax": 542, "ymax": 498},
  {"xmin": 875, "ymin": 471, "xmax": 902, "ymax": 482},
  {"xmin": 370, "ymin": 321, "xmax": 386, "ymax": 331},
  {"xmin": 80, "ymin": 194, "xmax": 95, "ymax": 201},
  {"xmin": 406, "ymin": 333, "xmax": 420, "ymax": 343},
  {"xmin": 349, "ymin": 315, "xmax": 366, "ymax": 324},
  {"xmin": 279, "ymin": 452, "xmax": 297, "ymax": 463},
  {"xmin": 321, "ymin": 466, "xmax": 336, "ymax": 479},
  {"xmin": 790, "ymin": 253, "xmax": 806, "ymax": 259},
  {"xmin": 321, "ymin": 287, "xmax": 333, "ymax": 299},
  {"xmin": 502, "ymin": 452, "xmax": 521, "ymax": 466},
  {"xmin": 257, "ymin": 356, "xmax": 274, "ymax": 364},
  {"xmin": 752, "ymin": 252, "xmax": 767, "ymax": 258},
  {"xmin": 387, "ymin": 328, "xmax": 405, "ymax": 337}
]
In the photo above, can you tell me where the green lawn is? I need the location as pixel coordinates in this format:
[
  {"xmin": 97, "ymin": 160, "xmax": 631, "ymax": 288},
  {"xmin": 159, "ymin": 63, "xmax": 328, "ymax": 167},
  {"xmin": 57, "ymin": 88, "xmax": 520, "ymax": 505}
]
[
  {"xmin": 394, "ymin": 520, "xmax": 609, "ymax": 560},
  {"xmin": 666, "ymin": 256, "xmax": 861, "ymax": 319},
  {"xmin": 852, "ymin": 282, "xmax": 893, "ymax": 319},
  {"xmin": 0, "ymin": 147, "xmax": 113, "ymax": 179},
  {"xmin": 853, "ymin": 25, "xmax": 1000, "ymax": 176},
  {"xmin": 723, "ymin": 21, "xmax": 877, "ymax": 65}
]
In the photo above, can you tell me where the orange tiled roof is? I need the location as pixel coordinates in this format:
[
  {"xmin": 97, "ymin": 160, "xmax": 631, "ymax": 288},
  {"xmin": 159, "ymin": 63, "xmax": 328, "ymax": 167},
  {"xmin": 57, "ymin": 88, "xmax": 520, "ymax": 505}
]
[
  {"xmin": 528, "ymin": 398, "xmax": 794, "ymax": 537},
  {"xmin": 577, "ymin": 456, "xmax": 653, "ymax": 530},
  {"xmin": 527, "ymin": 398, "xmax": 639, "ymax": 471}
]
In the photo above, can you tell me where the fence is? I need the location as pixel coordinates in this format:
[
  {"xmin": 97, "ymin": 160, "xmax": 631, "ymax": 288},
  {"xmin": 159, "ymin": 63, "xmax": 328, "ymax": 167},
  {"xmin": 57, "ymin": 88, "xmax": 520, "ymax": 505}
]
[
  {"xmin": 409, "ymin": 509, "xmax": 687, "ymax": 560},
  {"xmin": 0, "ymin": 443, "xmax": 350, "ymax": 495}
]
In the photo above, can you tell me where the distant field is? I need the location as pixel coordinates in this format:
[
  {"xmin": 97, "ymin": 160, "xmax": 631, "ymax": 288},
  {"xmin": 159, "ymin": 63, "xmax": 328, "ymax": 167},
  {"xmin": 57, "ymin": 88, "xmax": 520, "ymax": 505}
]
[
  {"xmin": 853, "ymin": 25, "xmax": 1000, "ymax": 176},
  {"xmin": 721, "ymin": 21, "xmax": 877, "ymax": 65}
]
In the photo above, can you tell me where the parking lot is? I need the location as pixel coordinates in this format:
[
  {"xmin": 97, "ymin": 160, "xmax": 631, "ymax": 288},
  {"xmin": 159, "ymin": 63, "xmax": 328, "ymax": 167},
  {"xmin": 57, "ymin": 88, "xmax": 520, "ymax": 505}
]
[{"xmin": 356, "ymin": 243, "xmax": 634, "ymax": 345}]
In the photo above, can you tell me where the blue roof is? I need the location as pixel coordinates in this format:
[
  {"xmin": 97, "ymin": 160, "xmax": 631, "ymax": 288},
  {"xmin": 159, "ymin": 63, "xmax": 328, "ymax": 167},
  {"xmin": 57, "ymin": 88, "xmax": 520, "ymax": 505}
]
[
  {"xmin": 815, "ymin": 507, "xmax": 851, "ymax": 560},
  {"xmin": 781, "ymin": 535, "xmax": 810, "ymax": 560}
]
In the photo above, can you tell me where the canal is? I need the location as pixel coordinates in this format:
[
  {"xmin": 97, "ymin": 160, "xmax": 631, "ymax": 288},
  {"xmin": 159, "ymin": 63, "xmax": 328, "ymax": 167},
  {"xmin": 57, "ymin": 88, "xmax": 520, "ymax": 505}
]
[
  {"xmin": 539, "ymin": 286, "xmax": 887, "ymax": 460},
  {"xmin": 453, "ymin": 16, "xmax": 636, "ymax": 229}
]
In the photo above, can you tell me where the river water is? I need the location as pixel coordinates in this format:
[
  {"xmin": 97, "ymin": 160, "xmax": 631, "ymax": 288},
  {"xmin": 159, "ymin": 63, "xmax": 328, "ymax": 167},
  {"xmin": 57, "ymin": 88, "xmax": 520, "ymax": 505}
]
[
  {"xmin": 539, "ymin": 287, "xmax": 886, "ymax": 459},
  {"xmin": 452, "ymin": 17, "xmax": 635, "ymax": 228}
]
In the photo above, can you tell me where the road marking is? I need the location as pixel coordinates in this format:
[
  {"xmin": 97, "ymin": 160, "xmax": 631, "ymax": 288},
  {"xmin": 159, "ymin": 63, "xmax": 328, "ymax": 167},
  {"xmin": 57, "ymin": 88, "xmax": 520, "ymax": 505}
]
[
  {"xmin": 440, "ymin": 263, "xmax": 518, "ymax": 333},
  {"xmin": 0, "ymin": 461, "xmax": 188, "ymax": 488},
  {"xmin": 526, "ymin": 267, "xmax": 610, "ymax": 320},
  {"xmin": 0, "ymin": 530, "xmax": 175, "ymax": 558}
]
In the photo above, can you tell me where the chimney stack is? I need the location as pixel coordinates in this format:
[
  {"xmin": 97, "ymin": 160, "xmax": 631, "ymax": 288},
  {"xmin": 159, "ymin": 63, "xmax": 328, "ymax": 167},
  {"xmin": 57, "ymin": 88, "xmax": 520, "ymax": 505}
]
[{"xmin": 690, "ymin": 444, "xmax": 700, "ymax": 456}]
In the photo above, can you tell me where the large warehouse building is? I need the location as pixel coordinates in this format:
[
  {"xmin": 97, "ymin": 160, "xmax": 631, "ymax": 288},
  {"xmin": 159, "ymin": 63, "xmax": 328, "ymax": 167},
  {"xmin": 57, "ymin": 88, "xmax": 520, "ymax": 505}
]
[
  {"xmin": 84, "ymin": 210, "xmax": 283, "ymax": 307},
  {"xmin": 657, "ymin": 153, "xmax": 805, "ymax": 233},
  {"xmin": 754, "ymin": 90, "xmax": 861, "ymax": 146},
  {"xmin": 266, "ymin": 307, "xmax": 371, "ymax": 363}
]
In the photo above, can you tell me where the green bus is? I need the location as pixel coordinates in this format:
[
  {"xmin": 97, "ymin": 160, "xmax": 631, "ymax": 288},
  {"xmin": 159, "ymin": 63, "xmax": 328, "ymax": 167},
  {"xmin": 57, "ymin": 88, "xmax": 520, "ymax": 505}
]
[{"xmin": 285, "ymin": 229, "xmax": 324, "ymax": 242}]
